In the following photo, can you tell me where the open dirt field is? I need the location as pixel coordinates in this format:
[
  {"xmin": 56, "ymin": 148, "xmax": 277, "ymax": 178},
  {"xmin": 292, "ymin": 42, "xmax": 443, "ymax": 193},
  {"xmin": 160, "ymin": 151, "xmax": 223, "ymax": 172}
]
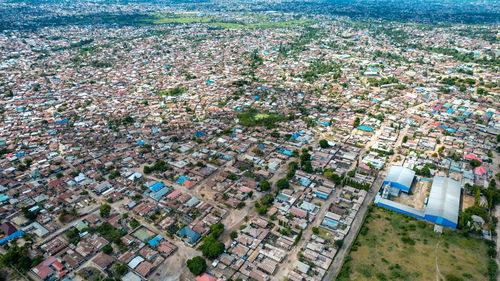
[{"xmin": 393, "ymin": 180, "xmax": 430, "ymax": 209}]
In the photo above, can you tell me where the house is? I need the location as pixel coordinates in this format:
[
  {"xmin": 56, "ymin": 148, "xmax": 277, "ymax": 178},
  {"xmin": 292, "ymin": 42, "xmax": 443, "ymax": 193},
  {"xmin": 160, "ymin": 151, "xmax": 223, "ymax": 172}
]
[
  {"xmin": 176, "ymin": 226, "xmax": 201, "ymax": 245},
  {"xmin": 0, "ymin": 221, "xmax": 17, "ymax": 236},
  {"xmin": 92, "ymin": 253, "xmax": 115, "ymax": 270},
  {"xmin": 32, "ymin": 256, "xmax": 65, "ymax": 280}
]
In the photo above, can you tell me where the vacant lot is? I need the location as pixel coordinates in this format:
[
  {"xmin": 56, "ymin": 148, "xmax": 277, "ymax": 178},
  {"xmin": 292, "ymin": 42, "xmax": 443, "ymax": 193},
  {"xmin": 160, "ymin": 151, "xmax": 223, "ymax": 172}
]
[{"xmin": 337, "ymin": 206, "xmax": 490, "ymax": 281}]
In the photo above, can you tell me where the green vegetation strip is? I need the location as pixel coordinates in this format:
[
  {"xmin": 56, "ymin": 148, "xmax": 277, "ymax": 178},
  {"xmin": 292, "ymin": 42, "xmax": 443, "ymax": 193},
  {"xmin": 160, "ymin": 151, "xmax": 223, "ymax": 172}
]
[{"xmin": 150, "ymin": 13, "xmax": 315, "ymax": 29}]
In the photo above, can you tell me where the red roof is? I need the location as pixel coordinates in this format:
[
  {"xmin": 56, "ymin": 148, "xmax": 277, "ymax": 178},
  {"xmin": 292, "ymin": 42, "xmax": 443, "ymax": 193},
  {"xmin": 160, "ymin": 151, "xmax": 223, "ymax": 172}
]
[
  {"xmin": 464, "ymin": 154, "xmax": 482, "ymax": 162},
  {"xmin": 290, "ymin": 207, "xmax": 307, "ymax": 218},
  {"xmin": 52, "ymin": 261, "xmax": 65, "ymax": 271},
  {"xmin": 33, "ymin": 256, "xmax": 57, "ymax": 279},
  {"xmin": 196, "ymin": 273, "xmax": 217, "ymax": 281},
  {"xmin": 167, "ymin": 190, "xmax": 181, "ymax": 199},
  {"xmin": 474, "ymin": 166, "xmax": 487, "ymax": 176},
  {"xmin": 184, "ymin": 180, "xmax": 196, "ymax": 189},
  {"xmin": 239, "ymin": 186, "xmax": 252, "ymax": 193},
  {"xmin": 35, "ymin": 267, "xmax": 54, "ymax": 279}
]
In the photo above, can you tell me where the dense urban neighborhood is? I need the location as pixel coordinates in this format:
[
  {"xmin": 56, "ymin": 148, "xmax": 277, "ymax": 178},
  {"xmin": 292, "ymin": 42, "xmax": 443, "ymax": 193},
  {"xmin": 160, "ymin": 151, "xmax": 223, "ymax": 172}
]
[{"xmin": 0, "ymin": 1, "xmax": 499, "ymax": 281}]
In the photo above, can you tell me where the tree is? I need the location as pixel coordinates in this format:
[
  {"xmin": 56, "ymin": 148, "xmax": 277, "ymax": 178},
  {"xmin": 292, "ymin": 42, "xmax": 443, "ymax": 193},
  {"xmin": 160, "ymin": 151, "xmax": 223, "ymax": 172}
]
[
  {"xmin": 102, "ymin": 244, "xmax": 113, "ymax": 255},
  {"xmin": 257, "ymin": 205, "xmax": 268, "ymax": 215},
  {"xmin": 402, "ymin": 136, "xmax": 408, "ymax": 143},
  {"xmin": 300, "ymin": 150, "xmax": 311, "ymax": 166},
  {"xmin": 0, "ymin": 245, "xmax": 35, "ymax": 272},
  {"xmin": 100, "ymin": 204, "xmax": 111, "ymax": 218},
  {"xmin": 186, "ymin": 256, "xmax": 207, "ymax": 276},
  {"xmin": 260, "ymin": 180, "xmax": 271, "ymax": 192},
  {"xmin": 210, "ymin": 223, "xmax": 224, "ymax": 239},
  {"xmin": 276, "ymin": 178, "xmax": 289, "ymax": 190},
  {"xmin": 335, "ymin": 239, "xmax": 344, "ymax": 248},
  {"xmin": 294, "ymin": 230, "xmax": 303, "ymax": 245},
  {"xmin": 312, "ymin": 227, "xmax": 319, "ymax": 234},
  {"xmin": 353, "ymin": 117, "xmax": 360, "ymax": 128},
  {"xmin": 469, "ymin": 159, "xmax": 481, "ymax": 168},
  {"xmin": 200, "ymin": 236, "xmax": 225, "ymax": 259},
  {"xmin": 445, "ymin": 274, "xmax": 463, "ymax": 281},
  {"xmin": 303, "ymin": 161, "xmax": 313, "ymax": 173},
  {"xmin": 129, "ymin": 218, "xmax": 140, "ymax": 229},
  {"xmin": 230, "ymin": 231, "xmax": 238, "ymax": 240},
  {"xmin": 114, "ymin": 263, "xmax": 128, "ymax": 276},
  {"xmin": 420, "ymin": 166, "xmax": 431, "ymax": 177},
  {"xmin": 319, "ymin": 139, "xmax": 329, "ymax": 148}
]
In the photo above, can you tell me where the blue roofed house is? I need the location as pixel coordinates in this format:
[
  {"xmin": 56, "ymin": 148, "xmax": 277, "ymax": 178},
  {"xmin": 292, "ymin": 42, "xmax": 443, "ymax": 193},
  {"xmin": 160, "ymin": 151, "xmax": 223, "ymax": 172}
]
[{"xmin": 176, "ymin": 226, "xmax": 201, "ymax": 246}]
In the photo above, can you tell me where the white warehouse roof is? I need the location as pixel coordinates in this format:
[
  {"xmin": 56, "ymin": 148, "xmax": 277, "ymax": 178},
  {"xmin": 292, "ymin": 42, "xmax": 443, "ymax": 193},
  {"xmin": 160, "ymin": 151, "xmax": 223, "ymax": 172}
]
[
  {"xmin": 425, "ymin": 176, "xmax": 461, "ymax": 225},
  {"xmin": 384, "ymin": 166, "xmax": 415, "ymax": 189}
]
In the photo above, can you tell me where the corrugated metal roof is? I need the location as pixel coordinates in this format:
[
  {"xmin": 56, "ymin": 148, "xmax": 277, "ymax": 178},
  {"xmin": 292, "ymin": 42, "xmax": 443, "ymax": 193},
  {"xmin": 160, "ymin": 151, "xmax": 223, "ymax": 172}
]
[
  {"xmin": 384, "ymin": 166, "xmax": 415, "ymax": 189},
  {"xmin": 424, "ymin": 177, "xmax": 460, "ymax": 225}
]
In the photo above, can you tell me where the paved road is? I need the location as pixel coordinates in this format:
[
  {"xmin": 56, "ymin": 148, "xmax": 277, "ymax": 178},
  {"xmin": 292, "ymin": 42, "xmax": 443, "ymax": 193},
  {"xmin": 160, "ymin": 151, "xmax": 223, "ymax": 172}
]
[{"xmin": 492, "ymin": 150, "xmax": 500, "ymax": 272}]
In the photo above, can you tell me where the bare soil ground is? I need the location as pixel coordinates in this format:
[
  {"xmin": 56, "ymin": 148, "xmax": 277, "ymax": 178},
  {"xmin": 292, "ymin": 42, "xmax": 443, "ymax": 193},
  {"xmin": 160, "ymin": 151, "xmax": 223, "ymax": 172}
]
[
  {"xmin": 462, "ymin": 195, "xmax": 475, "ymax": 211},
  {"xmin": 150, "ymin": 243, "xmax": 200, "ymax": 281},
  {"xmin": 393, "ymin": 180, "xmax": 429, "ymax": 209}
]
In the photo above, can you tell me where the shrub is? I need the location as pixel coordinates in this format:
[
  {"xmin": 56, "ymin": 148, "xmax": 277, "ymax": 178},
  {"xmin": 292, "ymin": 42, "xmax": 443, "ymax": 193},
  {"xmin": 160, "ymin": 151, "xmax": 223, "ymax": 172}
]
[{"xmin": 446, "ymin": 274, "xmax": 463, "ymax": 281}]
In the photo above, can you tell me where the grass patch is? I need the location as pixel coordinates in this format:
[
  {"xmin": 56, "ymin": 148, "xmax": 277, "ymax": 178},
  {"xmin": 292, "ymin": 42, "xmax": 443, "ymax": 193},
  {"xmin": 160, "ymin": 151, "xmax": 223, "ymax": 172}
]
[
  {"xmin": 237, "ymin": 108, "xmax": 284, "ymax": 128},
  {"xmin": 337, "ymin": 206, "xmax": 490, "ymax": 281}
]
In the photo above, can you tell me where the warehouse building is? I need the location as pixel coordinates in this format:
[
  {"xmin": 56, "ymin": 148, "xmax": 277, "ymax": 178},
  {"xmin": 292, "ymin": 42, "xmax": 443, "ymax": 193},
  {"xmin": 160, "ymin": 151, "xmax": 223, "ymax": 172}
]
[
  {"xmin": 424, "ymin": 177, "xmax": 461, "ymax": 228},
  {"xmin": 383, "ymin": 166, "xmax": 416, "ymax": 195},
  {"xmin": 375, "ymin": 175, "xmax": 461, "ymax": 228}
]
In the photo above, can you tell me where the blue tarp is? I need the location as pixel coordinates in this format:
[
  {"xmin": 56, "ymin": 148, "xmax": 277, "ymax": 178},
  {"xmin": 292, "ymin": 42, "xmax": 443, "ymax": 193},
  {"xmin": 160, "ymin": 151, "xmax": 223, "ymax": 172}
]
[
  {"xmin": 0, "ymin": 230, "xmax": 25, "ymax": 245},
  {"xmin": 358, "ymin": 125, "xmax": 374, "ymax": 132},
  {"xmin": 150, "ymin": 182, "xmax": 165, "ymax": 192},
  {"xmin": 316, "ymin": 192, "xmax": 328, "ymax": 199},
  {"xmin": 177, "ymin": 175, "xmax": 190, "ymax": 185},
  {"xmin": 148, "ymin": 235, "xmax": 163, "ymax": 246},
  {"xmin": 278, "ymin": 149, "xmax": 293, "ymax": 156}
]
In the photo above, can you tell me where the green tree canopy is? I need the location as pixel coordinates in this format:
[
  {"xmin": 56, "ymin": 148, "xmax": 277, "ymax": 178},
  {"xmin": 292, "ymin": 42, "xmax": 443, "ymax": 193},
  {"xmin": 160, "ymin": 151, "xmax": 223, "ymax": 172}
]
[{"xmin": 186, "ymin": 256, "xmax": 207, "ymax": 276}]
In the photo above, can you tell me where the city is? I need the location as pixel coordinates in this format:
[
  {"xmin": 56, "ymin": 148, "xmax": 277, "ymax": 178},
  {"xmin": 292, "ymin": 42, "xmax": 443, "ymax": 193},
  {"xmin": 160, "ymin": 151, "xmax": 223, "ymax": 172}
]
[{"xmin": 0, "ymin": 1, "xmax": 498, "ymax": 281}]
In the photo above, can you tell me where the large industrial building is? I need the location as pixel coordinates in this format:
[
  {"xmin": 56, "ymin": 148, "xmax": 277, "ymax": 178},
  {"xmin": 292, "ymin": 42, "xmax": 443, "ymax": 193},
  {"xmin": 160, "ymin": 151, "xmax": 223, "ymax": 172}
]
[
  {"xmin": 383, "ymin": 166, "xmax": 416, "ymax": 195},
  {"xmin": 423, "ymin": 177, "xmax": 461, "ymax": 228},
  {"xmin": 375, "ymin": 166, "xmax": 461, "ymax": 228}
]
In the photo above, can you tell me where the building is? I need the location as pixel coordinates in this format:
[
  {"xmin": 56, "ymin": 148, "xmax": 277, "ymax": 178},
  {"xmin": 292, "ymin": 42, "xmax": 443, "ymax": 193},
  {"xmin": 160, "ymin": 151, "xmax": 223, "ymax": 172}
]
[
  {"xmin": 376, "ymin": 176, "xmax": 461, "ymax": 228},
  {"xmin": 424, "ymin": 177, "xmax": 461, "ymax": 228},
  {"xmin": 383, "ymin": 166, "xmax": 415, "ymax": 195}
]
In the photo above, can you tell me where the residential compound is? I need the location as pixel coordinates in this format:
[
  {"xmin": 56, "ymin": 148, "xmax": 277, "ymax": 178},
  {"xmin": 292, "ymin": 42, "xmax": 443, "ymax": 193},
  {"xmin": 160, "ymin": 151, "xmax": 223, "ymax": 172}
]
[{"xmin": 0, "ymin": 2, "xmax": 498, "ymax": 281}]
